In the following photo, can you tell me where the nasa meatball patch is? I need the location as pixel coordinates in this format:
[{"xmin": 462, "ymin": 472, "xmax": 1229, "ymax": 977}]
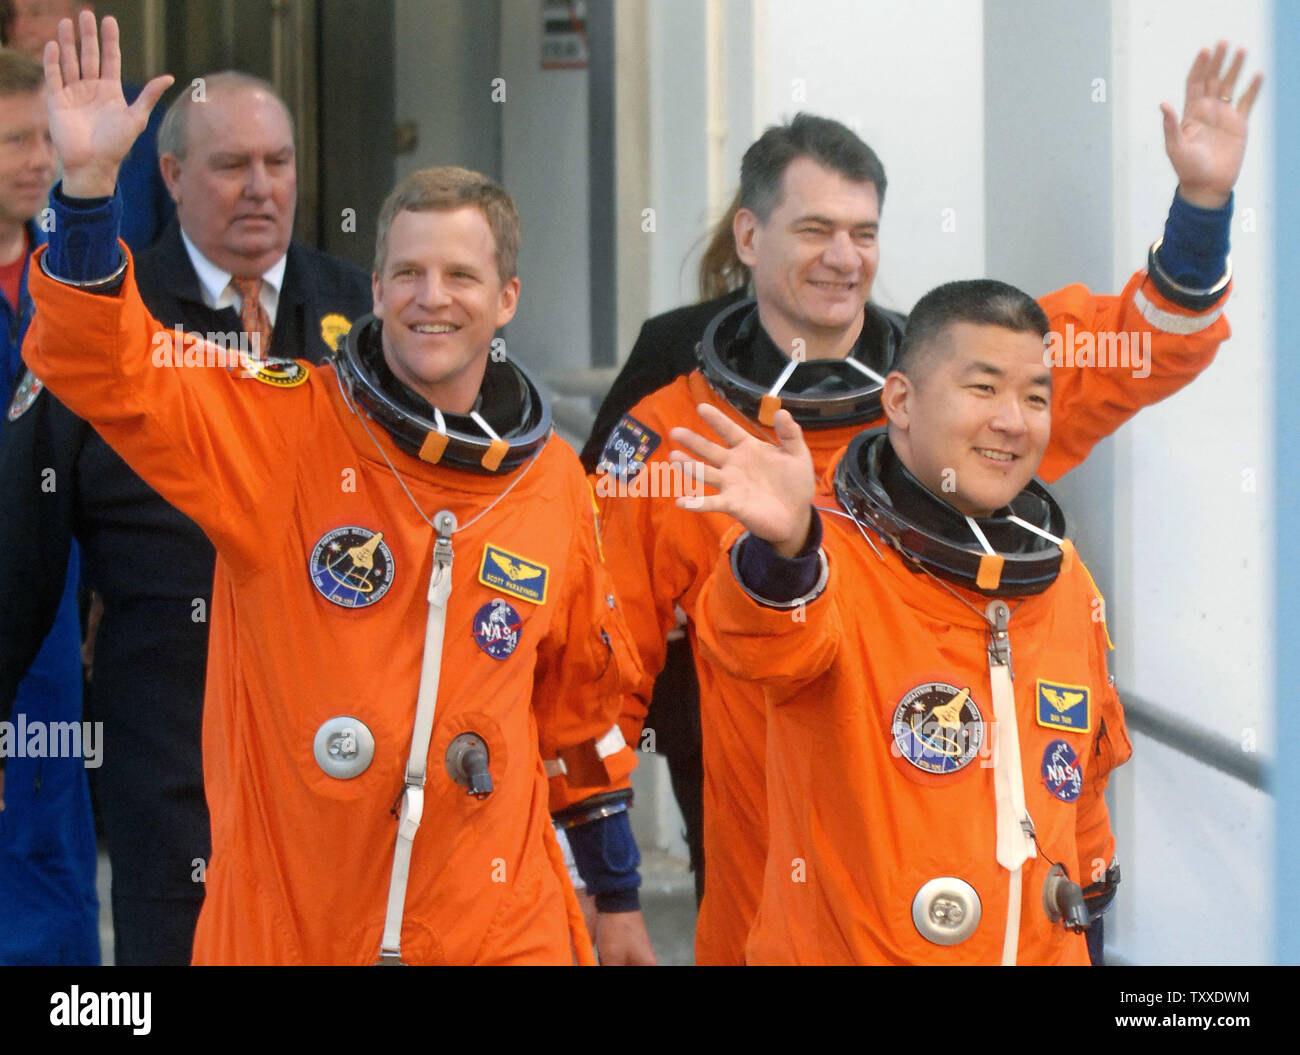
[
  {"xmin": 472, "ymin": 599, "xmax": 523, "ymax": 659},
  {"xmin": 891, "ymin": 682, "xmax": 985, "ymax": 775},
  {"xmin": 308, "ymin": 526, "xmax": 395, "ymax": 608},
  {"xmin": 596, "ymin": 414, "xmax": 661, "ymax": 481},
  {"xmin": 1041, "ymin": 739, "xmax": 1083, "ymax": 802}
]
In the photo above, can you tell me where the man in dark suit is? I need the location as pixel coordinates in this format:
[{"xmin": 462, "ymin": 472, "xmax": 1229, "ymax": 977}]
[{"xmin": 0, "ymin": 69, "xmax": 372, "ymax": 964}]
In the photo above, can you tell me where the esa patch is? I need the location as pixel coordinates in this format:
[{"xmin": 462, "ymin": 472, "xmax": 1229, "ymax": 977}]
[
  {"xmin": 248, "ymin": 358, "xmax": 309, "ymax": 388},
  {"xmin": 479, "ymin": 543, "xmax": 549, "ymax": 605},
  {"xmin": 7, "ymin": 369, "xmax": 42, "ymax": 421},
  {"xmin": 1036, "ymin": 678, "xmax": 1091, "ymax": 734},
  {"xmin": 891, "ymin": 682, "xmax": 985, "ymax": 775},
  {"xmin": 1041, "ymin": 739, "xmax": 1083, "ymax": 802},
  {"xmin": 472, "ymin": 599, "xmax": 523, "ymax": 659},
  {"xmin": 596, "ymin": 414, "xmax": 661, "ymax": 480},
  {"xmin": 319, "ymin": 313, "xmax": 352, "ymax": 352},
  {"xmin": 309, "ymin": 526, "xmax": 395, "ymax": 608}
]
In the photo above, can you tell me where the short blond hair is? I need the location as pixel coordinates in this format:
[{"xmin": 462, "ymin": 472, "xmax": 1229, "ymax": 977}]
[
  {"xmin": 0, "ymin": 48, "xmax": 45, "ymax": 96},
  {"xmin": 374, "ymin": 166, "xmax": 520, "ymax": 283}
]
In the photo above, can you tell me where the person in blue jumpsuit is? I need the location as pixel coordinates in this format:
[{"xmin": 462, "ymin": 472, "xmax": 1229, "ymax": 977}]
[{"xmin": 0, "ymin": 45, "xmax": 98, "ymax": 966}]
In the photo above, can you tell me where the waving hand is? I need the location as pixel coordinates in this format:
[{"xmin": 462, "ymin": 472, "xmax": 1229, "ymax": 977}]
[
  {"xmin": 44, "ymin": 12, "xmax": 173, "ymax": 198},
  {"xmin": 669, "ymin": 405, "xmax": 815, "ymax": 558},
  {"xmin": 1162, "ymin": 42, "xmax": 1263, "ymax": 208}
]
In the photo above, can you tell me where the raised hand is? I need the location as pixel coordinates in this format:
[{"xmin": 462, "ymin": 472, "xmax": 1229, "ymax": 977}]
[
  {"xmin": 669, "ymin": 404, "xmax": 815, "ymax": 558},
  {"xmin": 1161, "ymin": 41, "xmax": 1263, "ymax": 209},
  {"xmin": 43, "ymin": 11, "xmax": 173, "ymax": 198}
]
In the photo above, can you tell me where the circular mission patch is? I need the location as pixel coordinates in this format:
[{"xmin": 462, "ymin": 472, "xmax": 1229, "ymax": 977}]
[
  {"xmin": 891, "ymin": 681, "xmax": 986, "ymax": 775},
  {"xmin": 308, "ymin": 526, "xmax": 395, "ymax": 608}
]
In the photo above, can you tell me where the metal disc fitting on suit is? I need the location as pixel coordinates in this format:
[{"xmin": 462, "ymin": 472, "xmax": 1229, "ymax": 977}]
[
  {"xmin": 912, "ymin": 877, "xmax": 981, "ymax": 945},
  {"xmin": 313, "ymin": 716, "xmax": 376, "ymax": 779}
]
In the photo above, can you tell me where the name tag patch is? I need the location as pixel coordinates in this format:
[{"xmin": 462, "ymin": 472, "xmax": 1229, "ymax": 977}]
[
  {"xmin": 479, "ymin": 544, "xmax": 549, "ymax": 605},
  {"xmin": 1036, "ymin": 679, "xmax": 1091, "ymax": 734}
]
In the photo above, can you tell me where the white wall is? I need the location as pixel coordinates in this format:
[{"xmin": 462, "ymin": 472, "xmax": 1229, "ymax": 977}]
[
  {"xmin": 499, "ymin": 0, "xmax": 591, "ymax": 380},
  {"xmin": 639, "ymin": 0, "xmax": 985, "ymax": 317},
  {"xmin": 751, "ymin": 0, "xmax": 986, "ymax": 314},
  {"xmin": 390, "ymin": 2, "xmax": 588, "ymax": 386},
  {"xmin": 392, "ymin": 0, "xmax": 501, "ymax": 182},
  {"xmin": 645, "ymin": 0, "xmax": 714, "ymax": 315},
  {"xmin": 1106, "ymin": 0, "xmax": 1274, "ymax": 965}
]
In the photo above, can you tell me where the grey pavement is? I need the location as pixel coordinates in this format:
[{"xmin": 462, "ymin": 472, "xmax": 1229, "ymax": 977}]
[{"xmin": 95, "ymin": 845, "xmax": 699, "ymax": 966}]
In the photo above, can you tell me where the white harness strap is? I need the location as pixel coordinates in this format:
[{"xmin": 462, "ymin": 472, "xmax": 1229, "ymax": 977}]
[
  {"xmin": 986, "ymin": 602, "xmax": 1034, "ymax": 967},
  {"xmin": 990, "ymin": 662, "xmax": 1033, "ymax": 872},
  {"xmin": 1002, "ymin": 866, "xmax": 1023, "ymax": 967},
  {"xmin": 990, "ymin": 659, "xmax": 1032, "ymax": 966},
  {"xmin": 378, "ymin": 512, "xmax": 456, "ymax": 964}
]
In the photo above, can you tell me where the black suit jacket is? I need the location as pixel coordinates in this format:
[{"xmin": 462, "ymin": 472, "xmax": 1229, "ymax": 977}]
[
  {"xmin": 133, "ymin": 219, "xmax": 372, "ymax": 364},
  {"xmin": 0, "ymin": 226, "xmax": 371, "ymax": 956}
]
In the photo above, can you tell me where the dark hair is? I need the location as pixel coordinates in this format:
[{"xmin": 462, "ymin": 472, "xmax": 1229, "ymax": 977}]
[
  {"xmin": 895, "ymin": 279, "xmax": 1049, "ymax": 378},
  {"xmin": 738, "ymin": 112, "xmax": 887, "ymax": 223}
]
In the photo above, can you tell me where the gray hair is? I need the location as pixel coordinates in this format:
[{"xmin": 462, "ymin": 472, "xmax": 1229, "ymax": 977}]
[{"xmin": 157, "ymin": 70, "xmax": 294, "ymax": 159}]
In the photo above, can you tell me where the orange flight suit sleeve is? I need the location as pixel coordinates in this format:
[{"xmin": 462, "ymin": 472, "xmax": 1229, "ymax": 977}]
[
  {"xmin": 1037, "ymin": 270, "xmax": 1230, "ymax": 482},
  {"xmin": 21, "ymin": 245, "xmax": 303, "ymax": 569},
  {"xmin": 593, "ymin": 464, "xmax": 698, "ymax": 709},
  {"xmin": 589, "ymin": 442, "xmax": 722, "ymax": 753},
  {"xmin": 537, "ymin": 479, "xmax": 645, "ymax": 813},
  {"xmin": 693, "ymin": 528, "xmax": 843, "ymax": 704},
  {"xmin": 1074, "ymin": 680, "xmax": 1134, "ymax": 885},
  {"xmin": 1065, "ymin": 573, "xmax": 1134, "ymax": 885}
]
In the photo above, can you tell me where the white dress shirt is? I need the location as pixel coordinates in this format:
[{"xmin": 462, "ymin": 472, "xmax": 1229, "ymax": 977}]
[{"xmin": 180, "ymin": 229, "xmax": 288, "ymax": 325}]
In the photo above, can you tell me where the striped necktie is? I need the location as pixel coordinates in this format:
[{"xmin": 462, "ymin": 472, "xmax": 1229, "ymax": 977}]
[{"xmin": 231, "ymin": 276, "xmax": 272, "ymax": 360}]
